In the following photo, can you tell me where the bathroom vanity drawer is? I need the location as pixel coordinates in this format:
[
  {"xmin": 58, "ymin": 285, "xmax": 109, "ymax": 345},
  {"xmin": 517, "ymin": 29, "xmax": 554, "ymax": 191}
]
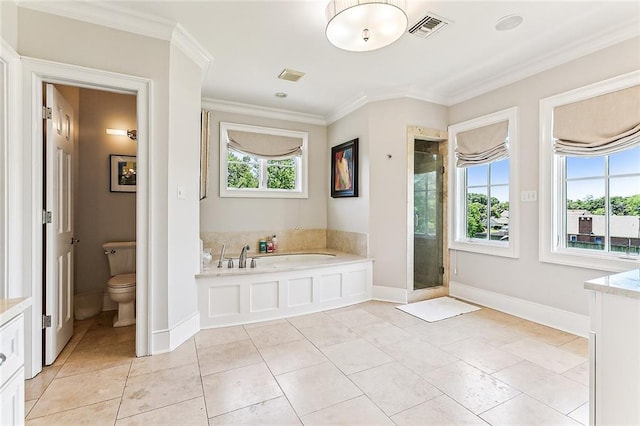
[{"xmin": 0, "ymin": 313, "xmax": 24, "ymax": 386}]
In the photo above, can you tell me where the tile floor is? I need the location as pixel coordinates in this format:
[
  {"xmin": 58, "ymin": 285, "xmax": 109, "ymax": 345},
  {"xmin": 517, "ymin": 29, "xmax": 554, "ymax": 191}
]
[{"xmin": 25, "ymin": 301, "xmax": 590, "ymax": 425}]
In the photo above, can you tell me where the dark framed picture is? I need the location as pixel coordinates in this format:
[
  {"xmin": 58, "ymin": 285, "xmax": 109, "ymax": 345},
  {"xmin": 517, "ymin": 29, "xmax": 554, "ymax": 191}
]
[
  {"xmin": 110, "ymin": 154, "xmax": 137, "ymax": 192},
  {"xmin": 331, "ymin": 138, "xmax": 358, "ymax": 198}
]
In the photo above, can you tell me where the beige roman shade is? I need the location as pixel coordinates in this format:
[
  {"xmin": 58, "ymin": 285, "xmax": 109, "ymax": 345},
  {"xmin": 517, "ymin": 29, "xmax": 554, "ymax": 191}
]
[
  {"xmin": 553, "ymin": 85, "xmax": 640, "ymax": 156},
  {"xmin": 227, "ymin": 130, "xmax": 303, "ymax": 159},
  {"xmin": 455, "ymin": 120, "xmax": 509, "ymax": 167}
]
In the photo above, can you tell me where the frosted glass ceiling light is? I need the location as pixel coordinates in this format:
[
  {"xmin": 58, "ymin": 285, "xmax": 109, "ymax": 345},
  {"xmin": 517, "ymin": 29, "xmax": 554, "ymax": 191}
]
[{"xmin": 326, "ymin": 0, "xmax": 408, "ymax": 52}]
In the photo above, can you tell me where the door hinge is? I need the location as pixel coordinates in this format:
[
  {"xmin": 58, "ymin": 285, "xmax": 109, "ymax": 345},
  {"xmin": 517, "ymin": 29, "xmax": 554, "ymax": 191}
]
[
  {"xmin": 440, "ymin": 266, "xmax": 445, "ymax": 275},
  {"xmin": 42, "ymin": 210, "xmax": 52, "ymax": 224},
  {"xmin": 42, "ymin": 106, "xmax": 52, "ymax": 120},
  {"xmin": 42, "ymin": 315, "xmax": 52, "ymax": 329},
  {"xmin": 441, "ymin": 166, "xmax": 445, "ymax": 174}
]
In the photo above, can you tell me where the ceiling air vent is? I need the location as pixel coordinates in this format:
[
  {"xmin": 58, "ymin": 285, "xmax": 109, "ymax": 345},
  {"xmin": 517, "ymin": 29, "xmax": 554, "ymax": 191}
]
[
  {"xmin": 278, "ymin": 68, "xmax": 305, "ymax": 82},
  {"xmin": 408, "ymin": 13, "xmax": 449, "ymax": 39}
]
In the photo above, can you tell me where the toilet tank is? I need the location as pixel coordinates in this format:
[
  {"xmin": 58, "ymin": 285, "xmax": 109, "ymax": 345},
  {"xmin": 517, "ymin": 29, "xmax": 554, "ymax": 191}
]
[{"xmin": 102, "ymin": 241, "xmax": 136, "ymax": 276}]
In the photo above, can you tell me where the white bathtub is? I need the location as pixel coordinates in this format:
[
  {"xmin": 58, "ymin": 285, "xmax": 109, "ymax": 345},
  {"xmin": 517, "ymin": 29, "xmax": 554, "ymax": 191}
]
[{"xmin": 196, "ymin": 252, "xmax": 373, "ymax": 328}]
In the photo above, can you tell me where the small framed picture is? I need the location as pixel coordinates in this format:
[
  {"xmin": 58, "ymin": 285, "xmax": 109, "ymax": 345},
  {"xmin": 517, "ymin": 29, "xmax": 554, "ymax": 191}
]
[
  {"xmin": 331, "ymin": 138, "xmax": 358, "ymax": 198},
  {"xmin": 110, "ymin": 154, "xmax": 137, "ymax": 192}
]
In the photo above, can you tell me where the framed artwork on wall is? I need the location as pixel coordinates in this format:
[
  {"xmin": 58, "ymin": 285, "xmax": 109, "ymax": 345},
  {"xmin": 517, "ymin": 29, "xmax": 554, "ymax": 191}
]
[
  {"xmin": 331, "ymin": 138, "xmax": 358, "ymax": 198},
  {"xmin": 110, "ymin": 154, "xmax": 137, "ymax": 192}
]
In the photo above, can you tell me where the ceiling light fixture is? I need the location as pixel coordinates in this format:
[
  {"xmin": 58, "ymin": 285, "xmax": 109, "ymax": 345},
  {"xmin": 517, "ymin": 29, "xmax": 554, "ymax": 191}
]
[
  {"xmin": 325, "ymin": 0, "xmax": 408, "ymax": 52},
  {"xmin": 495, "ymin": 15, "xmax": 523, "ymax": 32}
]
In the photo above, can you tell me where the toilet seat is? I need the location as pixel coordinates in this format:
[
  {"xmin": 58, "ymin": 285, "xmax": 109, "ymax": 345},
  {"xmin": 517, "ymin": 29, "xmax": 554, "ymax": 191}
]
[{"xmin": 108, "ymin": 273, "xmax": 136, "ymax": 289}]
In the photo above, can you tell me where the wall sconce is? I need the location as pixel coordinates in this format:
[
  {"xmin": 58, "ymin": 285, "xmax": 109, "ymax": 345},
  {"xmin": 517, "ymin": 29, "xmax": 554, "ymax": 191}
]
[{"xmin": 106, "ymin": 128, "xmax": 137, "ymax": 141}]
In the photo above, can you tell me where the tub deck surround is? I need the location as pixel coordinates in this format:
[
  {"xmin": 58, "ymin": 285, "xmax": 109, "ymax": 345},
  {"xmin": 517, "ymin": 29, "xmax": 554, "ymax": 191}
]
[{"xmin": 196, "ymin": 251, "xmax": 373, "ymax": 328}]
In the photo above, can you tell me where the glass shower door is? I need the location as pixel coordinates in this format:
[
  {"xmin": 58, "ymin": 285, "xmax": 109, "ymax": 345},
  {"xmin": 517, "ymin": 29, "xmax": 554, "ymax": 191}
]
[{"xmin": 413, "ymin": 140, "xmax": 443, "ymax": 289}]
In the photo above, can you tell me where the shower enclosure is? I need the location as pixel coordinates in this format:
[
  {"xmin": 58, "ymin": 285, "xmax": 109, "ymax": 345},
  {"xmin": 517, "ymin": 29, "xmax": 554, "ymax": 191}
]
[{"xmin": 413, "ymin": 139, "xmax": 444, "ymax": 289}]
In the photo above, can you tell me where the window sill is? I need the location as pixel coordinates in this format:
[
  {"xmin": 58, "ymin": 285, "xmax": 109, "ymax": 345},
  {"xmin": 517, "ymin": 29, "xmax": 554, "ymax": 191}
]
[
  {"xmin": 450, "ymin": 239, "xmax": 518, "ymax": 259},
  {"xmin": 220, "ymin": 188, "xmax": 308, "ymax": 199},
  {"xmin": 540, "ymin": 248, "xmax": 639, "ymax": 273}
]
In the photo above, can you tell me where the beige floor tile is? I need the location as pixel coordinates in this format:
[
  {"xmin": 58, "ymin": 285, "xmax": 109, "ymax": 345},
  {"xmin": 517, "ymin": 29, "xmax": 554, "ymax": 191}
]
[
  {"xmin": 569, "ymin": 402, "xmax": 590, "ymax": 425},
  {"xmin": 56, "ymin": 340, "xmax": 134, "ymax": 378},
  {"xmin": 209, "ymin": 396, "xmax": 301, "ymax": 425},
  {"xmin": 351, "ymin": 321, "xmax": 413, "ymax": 347},
  {"xmin": 559, "ymin": 337, "xmax": 589, "ymax": 357},
  {"xmin": 24, "ymin": 400, "xmax": 37, "ymax": 417},
  {"xmin": 380, "ymin": 338, "xmax": 458, "ymax": 376},
  {"xmin": 441, "ymin": 337, "xmax": 523, "ymax": 374},
  {"xmin": 195, "ymin": 326, "xmax": 249, "ymax": 349},
  {"xmin": 501, "ymin": 337, "xmax": 585, "ymax": 373},
  {"xmin": 202, "ymin": 362, "xmax": 283, "ymax": 417},
  {"xmin": 506, "ymin": 321, "xmax": 577, "ymax": 346},
  {"xmin": 301, "ymin": 395, "xmax": 394, "ymax": 425},
  {"xmin": 391, "ymin": 394, "xmax": 487, "ymax": 426},
  {"xmin": 297, "ymin": 322, "xmax": 359, "ymax": 348},
  {"xmin": 116, "ymin": 396, "xmax": 208, "ymax": 426},
  {"xmin": 287, "ymin": 312, "xmax": 336, "ymax": 329},
  {"xmin": 369, "ymin": 308, "xmax": 427, "ymax": 329},
  {"xmin": 480, "ymin": 394, "xmax": 581, "ymax": 425},
  {"xmin": 245, "ymin": 321, "xmax": 304, "ymax": 348},
  {"xmin": 493, "ymin": 360, "xmax": 588, "ymax": 414},
  {"xmin": 25, "ymin": 365, "xmax": 61, "ymax": 401},
  {"xmin": 423, "ymin": 360, "xmax": 520, "ymax": 415},
  {"xmin": 243, "ymin": 318, "xmax": 288, "ymax": 329},
  {"xmin": 321, "ymin": 338, "xmax": 392, "ymax": 375},
  {"xmin": 129, "ymin": 339, "xmax": 198, "ymax": 377},
  {"xmin": 51, "ymin": 321, "xmax": 93, "ymax": 367},
  {"xmin": 471, "ymin": 308, "xmax": 523, "ymax": 325},
  {"xmin": 448, "ymin": 320, "xmax": 526, "ymax": 347},
  {"xmin": 276, "ymin": 362, "xmax": 362, "ymax": 416},
  {"xmin": 562, "ymin": 361, "xmax": 589, "ymax": 386},
  {"xmin": 405, "ymin": 321, "xmax": 470, "ymax": 347},
  {"xmin": 258, "ymin": 339, "xmax": 327, "ymax": 375},
  {"xmin": 349, "ymin": 362, "xmax": 441, "ymax": 416},
  {"xmin": 28, "ymin": 365, "xmax": 129, "ymax": 419},
  {"xmin": 73, "ymin": 324, "xmax": 135, "ymax": 351},
  {"xmin": 26, "ymin": 398, "xmax": 120, "ymax": 425},
  {"xmin": 197, "ymin": 339, "xmax": 262, "ymax": 376},
  {"xmin": 118, "ymin": 363, "xmax": 203, "ymax": 419},
  {"xmin": 326, "ymin": 307, "xmax": 384, "ymax": 327}
]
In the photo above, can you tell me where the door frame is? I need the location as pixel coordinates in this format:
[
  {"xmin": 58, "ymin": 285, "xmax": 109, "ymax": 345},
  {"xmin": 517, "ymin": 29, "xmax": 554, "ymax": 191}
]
[
  {"xmin": 405, "ymin": 126, "xmax": 449, "ymax": 303},
  {"xmin": 22, "ymin": 57, "xmax": 152, "ymax": 377}
]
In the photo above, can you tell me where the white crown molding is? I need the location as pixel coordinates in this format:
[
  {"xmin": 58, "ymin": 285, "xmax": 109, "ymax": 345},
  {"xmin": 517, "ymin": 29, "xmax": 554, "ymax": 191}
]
[
  {"xmin": 17, "ymin": 1, "xmax": 176, "ymax": 41},
  {"xmin": 202, "ymin": 98, "xmax": 327, "ymax": 126},
  {"xmin": 445, "ymin": 16, "xmax": 640, "ymax": 106},
  {"xmin": 171, "ymin": 23, "xmax": 213, "ymax": 75}
]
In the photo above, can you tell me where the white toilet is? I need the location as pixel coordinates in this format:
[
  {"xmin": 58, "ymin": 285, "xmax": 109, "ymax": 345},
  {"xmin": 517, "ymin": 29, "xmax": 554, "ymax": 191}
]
[{"xmin": 102, "ymin": 241, "xmax": 136, "ymax": 327}]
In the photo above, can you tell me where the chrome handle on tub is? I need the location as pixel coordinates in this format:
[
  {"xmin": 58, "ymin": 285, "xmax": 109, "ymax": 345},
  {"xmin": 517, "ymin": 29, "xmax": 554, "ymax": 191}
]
[
  {"xmin": 250, "ymin": 258, "xmax": 257, "ymax": 268},
  {"xmin": 0, "ymin": 353, "xmax": 6, "ymax": 366}
]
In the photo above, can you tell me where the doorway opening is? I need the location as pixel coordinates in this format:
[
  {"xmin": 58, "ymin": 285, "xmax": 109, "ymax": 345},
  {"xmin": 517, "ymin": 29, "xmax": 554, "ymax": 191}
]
[{"xmin": 42, "ymin": 84, "xmax": 138, "ymax": 365}]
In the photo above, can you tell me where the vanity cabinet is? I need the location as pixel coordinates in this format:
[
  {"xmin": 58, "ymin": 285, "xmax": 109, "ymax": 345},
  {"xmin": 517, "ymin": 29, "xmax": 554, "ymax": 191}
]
[
  {"xmin": 0, "ymin": 299, "xmax": 30, "ymax": 426},
  {"xmin": 585, "ymin": 269, "xmax": 640, "ymax": 426}
]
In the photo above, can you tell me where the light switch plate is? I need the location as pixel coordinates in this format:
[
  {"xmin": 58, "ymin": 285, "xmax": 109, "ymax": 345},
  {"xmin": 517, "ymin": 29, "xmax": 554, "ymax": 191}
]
[{"xmin": 521, "ymin": 190, "xmax": 537, "ymax": 202}]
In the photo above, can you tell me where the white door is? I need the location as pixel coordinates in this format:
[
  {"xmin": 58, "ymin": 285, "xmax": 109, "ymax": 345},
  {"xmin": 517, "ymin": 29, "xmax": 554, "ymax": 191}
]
[{"xmin": 44, "ymin": 84, "xmax": 75, "ymax": 364}]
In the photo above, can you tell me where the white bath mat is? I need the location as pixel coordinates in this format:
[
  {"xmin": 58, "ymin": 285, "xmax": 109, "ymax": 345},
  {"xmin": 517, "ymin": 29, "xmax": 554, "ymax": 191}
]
[{"xmin": 396, "ymin": 297, "xmax": 480, "ymax": 322}]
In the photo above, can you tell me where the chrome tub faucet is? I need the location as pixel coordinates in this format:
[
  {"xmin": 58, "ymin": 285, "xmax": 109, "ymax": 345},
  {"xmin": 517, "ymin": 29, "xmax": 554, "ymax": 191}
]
[{"xmin": 239, "ymin": 244, "xmax": 250, "ymax": 268}]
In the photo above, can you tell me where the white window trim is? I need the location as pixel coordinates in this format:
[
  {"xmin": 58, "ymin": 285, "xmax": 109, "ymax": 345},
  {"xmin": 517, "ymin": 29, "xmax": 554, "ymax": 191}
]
[
  {"xmin": 448, "ymin": 106, "xmax": 520, "ymax": 258},
  {"xmin": 219, "ymin": 122, "xmax": 308, "ymax": 198},
  {"xmin": 539, "ymin": 70, "xmax": 640, "ymax": 272}
]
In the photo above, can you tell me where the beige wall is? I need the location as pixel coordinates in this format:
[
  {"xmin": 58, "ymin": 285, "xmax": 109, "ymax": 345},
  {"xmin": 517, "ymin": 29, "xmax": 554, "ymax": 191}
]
[
  {"xmin": 448, "ymin": 36, "xmax": 640, "ymax": 316},
  {"xmin": 200, "ymin": 109, "xmax": 328, "ymax": 235},
  {"xmin": 328, "ymin": 98, "xmax": 449, "ymax": 290},
  {"xmin": 1, "ymin": 1, "xmax": 18, "ymax": 49},
  {"xmin": 75, "ymin": 88, "xmax": 136, "ymax": 296}
]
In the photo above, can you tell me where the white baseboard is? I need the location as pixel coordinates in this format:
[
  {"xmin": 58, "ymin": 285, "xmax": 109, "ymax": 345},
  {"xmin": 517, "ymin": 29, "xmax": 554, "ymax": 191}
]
[
  {"xmin": 372, "ymin": 285, "xmax": 408, "ymax": 304},
  {"xmin": 449, "ymin": 281, "xmax": 589, "ymax": 338},
  {"xmin": 152, "ymin": 310, "xmax": 200, "ymax": 354}
]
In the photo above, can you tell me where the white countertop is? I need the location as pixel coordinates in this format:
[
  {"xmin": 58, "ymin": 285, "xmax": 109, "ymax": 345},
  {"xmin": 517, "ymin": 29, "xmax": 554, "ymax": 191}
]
[
  {"xmin": 584, "ymin": 268, "xmax": 640, "ymax": 299},
  {"xmin": 0, "ymin": 297, "xmax": 32, "ymax": 324}
]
